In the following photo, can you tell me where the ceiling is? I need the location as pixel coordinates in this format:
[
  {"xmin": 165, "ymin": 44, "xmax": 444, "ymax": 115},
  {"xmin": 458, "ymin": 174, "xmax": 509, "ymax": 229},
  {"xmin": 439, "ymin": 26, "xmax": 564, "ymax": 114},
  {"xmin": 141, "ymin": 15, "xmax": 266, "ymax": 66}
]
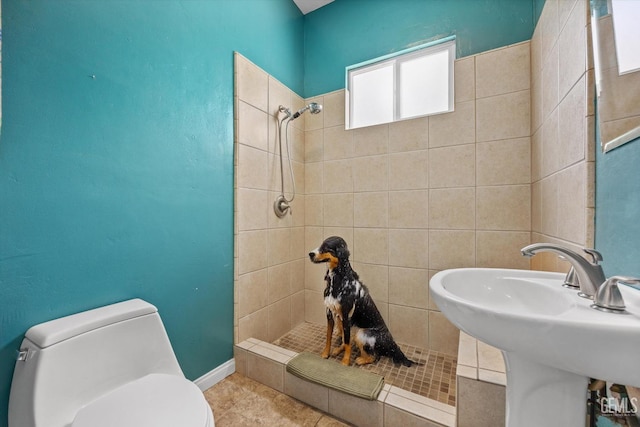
[{"xmin": 292, "ymin": 0, "xmax": 334, "ymax": 14}]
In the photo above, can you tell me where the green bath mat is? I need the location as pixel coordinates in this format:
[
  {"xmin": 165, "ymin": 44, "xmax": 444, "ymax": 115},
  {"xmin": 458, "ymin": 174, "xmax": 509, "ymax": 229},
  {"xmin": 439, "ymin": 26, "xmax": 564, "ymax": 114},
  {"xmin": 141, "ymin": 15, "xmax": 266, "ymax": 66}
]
[{"xmin": 286, "ymin": 352, "xmax": 385, "ymax": 400}]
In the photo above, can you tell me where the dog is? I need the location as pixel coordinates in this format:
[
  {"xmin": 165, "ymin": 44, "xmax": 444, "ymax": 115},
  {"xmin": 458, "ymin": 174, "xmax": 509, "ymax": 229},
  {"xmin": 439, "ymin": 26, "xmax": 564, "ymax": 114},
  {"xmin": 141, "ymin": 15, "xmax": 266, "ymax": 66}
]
[{"xmin": 308, "ymin": 236, "xmax": 419, "ymax": 367}]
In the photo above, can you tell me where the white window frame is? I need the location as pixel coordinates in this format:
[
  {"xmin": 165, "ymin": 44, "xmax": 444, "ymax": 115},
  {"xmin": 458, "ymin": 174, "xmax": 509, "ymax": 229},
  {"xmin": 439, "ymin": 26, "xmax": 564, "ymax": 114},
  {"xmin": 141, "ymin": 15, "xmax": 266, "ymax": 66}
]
[{"xmin": 345, "ymin": 36, "xmax": 456, "ymax": 130}]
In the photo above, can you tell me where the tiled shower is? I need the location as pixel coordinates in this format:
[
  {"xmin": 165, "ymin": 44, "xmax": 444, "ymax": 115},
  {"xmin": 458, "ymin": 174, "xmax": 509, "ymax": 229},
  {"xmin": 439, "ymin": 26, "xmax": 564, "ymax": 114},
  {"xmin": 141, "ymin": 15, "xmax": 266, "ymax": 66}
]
[{"xmin": 234, "ymin": 0, "xmax": 592, "ymax": 367}]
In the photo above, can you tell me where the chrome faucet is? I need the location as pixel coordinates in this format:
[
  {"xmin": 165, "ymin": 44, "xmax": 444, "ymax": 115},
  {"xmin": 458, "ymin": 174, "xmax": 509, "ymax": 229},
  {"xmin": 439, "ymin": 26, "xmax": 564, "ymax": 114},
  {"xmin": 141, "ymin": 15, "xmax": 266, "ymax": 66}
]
[{"xmin": 521, "ymin": 243, "xmax": 606, "ymax": 299}]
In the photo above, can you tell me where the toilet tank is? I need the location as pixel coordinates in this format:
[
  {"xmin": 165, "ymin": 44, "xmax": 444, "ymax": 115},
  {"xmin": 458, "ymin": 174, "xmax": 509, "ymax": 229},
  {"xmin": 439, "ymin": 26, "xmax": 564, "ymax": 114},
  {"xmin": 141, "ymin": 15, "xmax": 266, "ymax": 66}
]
[{"xmin": 8, "ymin": 299, "xmax": 184, "ymax": 427}]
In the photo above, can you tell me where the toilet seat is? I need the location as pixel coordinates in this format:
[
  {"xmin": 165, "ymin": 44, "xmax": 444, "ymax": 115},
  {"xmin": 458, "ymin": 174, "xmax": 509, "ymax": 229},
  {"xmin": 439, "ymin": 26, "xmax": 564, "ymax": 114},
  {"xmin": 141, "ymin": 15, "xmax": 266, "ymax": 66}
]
[{"xmin": 72, "ymin": 373, "xmax": 214, "ymax": 427}]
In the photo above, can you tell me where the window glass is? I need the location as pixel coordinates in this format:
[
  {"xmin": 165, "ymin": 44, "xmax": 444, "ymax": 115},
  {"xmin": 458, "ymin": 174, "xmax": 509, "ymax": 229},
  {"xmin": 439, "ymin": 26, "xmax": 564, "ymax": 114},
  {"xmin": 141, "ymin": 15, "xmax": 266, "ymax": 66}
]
[
  {"xmin": 351, "ymin": 63, "xmax": 394, "ymax": 129},
  {"xmin": 346, "ymin": 38, "xmax": 455, "ymax": 129}
]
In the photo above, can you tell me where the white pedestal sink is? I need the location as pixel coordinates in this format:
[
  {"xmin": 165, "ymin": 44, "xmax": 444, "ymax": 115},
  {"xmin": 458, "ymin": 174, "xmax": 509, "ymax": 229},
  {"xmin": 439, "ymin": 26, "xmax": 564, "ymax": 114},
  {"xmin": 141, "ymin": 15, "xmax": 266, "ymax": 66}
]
[{"xmin": 430, "ymin": 268, "xmax": 640, "ymax": 427}]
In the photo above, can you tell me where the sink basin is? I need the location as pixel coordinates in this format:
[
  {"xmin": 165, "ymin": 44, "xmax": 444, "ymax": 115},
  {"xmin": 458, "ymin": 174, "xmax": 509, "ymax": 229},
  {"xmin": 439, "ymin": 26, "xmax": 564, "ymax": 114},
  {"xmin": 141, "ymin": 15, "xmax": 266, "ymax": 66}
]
[{"xmin": 430, "ymin": 268, "xmax": 640, "ymax": 427}]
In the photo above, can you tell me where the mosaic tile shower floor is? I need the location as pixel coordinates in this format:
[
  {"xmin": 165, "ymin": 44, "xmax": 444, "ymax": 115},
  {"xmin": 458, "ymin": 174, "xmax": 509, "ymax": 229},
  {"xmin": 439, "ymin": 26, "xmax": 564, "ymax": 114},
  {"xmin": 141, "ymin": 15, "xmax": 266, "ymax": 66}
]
[{"xmin": 273, "ymin": 322, "xmax": 457, "ymax": 406}]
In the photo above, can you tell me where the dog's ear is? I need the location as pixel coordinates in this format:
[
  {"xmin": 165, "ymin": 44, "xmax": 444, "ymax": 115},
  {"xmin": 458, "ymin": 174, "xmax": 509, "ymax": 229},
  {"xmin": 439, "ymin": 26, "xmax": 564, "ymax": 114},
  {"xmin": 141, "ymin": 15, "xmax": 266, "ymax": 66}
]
[{"xmin": 336, "ymin": 245, "xmax": 350, "ymax": 260}]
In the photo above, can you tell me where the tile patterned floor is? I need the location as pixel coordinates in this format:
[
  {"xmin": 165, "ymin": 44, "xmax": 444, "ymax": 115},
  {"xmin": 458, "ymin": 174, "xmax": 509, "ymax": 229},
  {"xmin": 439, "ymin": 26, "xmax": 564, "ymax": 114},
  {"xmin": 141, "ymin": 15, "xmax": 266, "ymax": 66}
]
[
  {"xmin": 273, "ymin": 322, "xmax": 457, "ymax": 406},
  {"xmin": 204, "ymin": 372, "xmax": 350, "ymax": 427}
]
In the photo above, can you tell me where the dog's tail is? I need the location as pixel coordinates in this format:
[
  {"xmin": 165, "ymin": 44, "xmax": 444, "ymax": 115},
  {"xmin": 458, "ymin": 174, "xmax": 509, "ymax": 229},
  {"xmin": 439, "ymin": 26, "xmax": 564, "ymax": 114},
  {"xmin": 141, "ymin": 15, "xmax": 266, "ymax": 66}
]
[{"xmin": 391, "ymin": 343, "xmax": 424, "ymax": 367}]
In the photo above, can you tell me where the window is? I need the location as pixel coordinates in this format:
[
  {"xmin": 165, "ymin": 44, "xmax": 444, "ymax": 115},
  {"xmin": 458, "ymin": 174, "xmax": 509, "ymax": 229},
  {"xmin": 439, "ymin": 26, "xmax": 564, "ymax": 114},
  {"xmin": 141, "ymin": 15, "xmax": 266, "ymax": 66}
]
[{"xmin": 346, "ymin": 37, "xmax": 455, "ymax": 129}]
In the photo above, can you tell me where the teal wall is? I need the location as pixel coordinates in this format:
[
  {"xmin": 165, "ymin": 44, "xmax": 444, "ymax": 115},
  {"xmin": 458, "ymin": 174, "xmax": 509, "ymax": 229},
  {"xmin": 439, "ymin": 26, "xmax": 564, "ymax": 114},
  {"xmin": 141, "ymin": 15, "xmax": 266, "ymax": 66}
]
[
  {"xmin": 303, "ymin": 0, "xmax": 538, "ymax": 96},
  {"xmin": 596, "ymin": 138, "xmax": 640, "ymax": 278},
  {"xmin": 0, "ymin": 1, "xmax": 303, "ymax": 425}
]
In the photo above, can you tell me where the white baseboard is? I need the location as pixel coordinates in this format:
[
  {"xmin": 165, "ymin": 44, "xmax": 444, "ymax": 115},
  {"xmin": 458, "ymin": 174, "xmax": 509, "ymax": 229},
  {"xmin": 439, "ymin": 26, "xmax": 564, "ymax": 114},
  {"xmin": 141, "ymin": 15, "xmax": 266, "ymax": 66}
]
[{"xmin": 194, "ymin": 358, "xmax": 236, "ymax": 391}]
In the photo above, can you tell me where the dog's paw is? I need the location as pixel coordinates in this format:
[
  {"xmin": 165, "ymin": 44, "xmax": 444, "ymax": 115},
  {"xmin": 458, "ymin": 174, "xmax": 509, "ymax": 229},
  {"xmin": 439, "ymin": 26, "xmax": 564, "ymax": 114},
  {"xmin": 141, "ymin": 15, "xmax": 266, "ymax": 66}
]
[
  {"xmin": 321, "ymin": 349, "xmax": 330, "ymax": 359},
  {"xmin": 355, "ymin": 356, "xmax": 374, "ymax": 366}
]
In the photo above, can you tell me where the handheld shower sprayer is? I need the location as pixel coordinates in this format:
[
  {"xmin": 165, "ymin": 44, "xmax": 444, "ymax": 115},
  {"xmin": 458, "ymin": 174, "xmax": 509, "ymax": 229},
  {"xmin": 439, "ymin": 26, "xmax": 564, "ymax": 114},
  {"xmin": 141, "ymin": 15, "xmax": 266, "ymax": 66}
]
[{"xmin": 274, "ymin": 102, "xmax": 323, "ymax": 217}]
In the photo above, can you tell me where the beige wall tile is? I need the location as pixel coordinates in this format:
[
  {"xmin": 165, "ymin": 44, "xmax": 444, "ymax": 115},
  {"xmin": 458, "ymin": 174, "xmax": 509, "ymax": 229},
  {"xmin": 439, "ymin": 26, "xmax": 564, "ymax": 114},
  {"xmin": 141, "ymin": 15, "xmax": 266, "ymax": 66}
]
[
  {"xmin": 305, "ymin": 260, "xmax": 326, "ymax": 294},
  {"xmin": 305, "ymin": 290, "xmax": 327, "ymax": 324},
  {"xmin": 353, "ymin": 155, "xmax": 388, "ymax": 192},
  {"xmin": 323, "ymin": 89, "xmax": 345, "ymax": 128},
  {"xmin": 389, "ymin": 190, "xmax": 429, "ymax": 229},
  {"xmin": 323, "ymin": 227, "xmax": 353, "ymax": 247},
  {"xmin": 238, "ymin": 269, "xmax": 268, "ymax": 318},
  {"xmin": 305, "ymin": 161, "xmax": 323, "ymax": 194},
  {"xmin": 268, "ymin": 77, "xmax": 291, "ymax": 120},
  {"xmin": 353, "ymin": 262, "xmax": 389, "ymax": 303},
  {"xmin": 429, "ymin": 311, "xmax": 460, "ymax": 356},
  {"xmin": 476, "ymin": 138, "xmax": 531, "ymax": 186},
  {"xmin": 531, "ymin": 74, "xmax": 543, "ymax": 133},
  {"xmin": 323, "ymin": 193, "xmax": 354, "ymax": 227},
  {"xmin": 238, "ymin": 230, "xmax": 268, "ymax": 274},
  {"xmin": 476, "ymin": 42, "xmax": 530, "ymax": 98},
  {"xmin": 305, "ymin": 194, "xmax": 323, "ymax": 226},
  {"xmin": 540, "ymin": 0, "xmax": 559, "ymax": 65},
  {"xmin": 476, "ymin": 185, "xmax": 531, "ymax": 231},
  {"xmin": 268, "ymin": 228, "xmax": 291, "ymax": 266},
  {"xmin": 323, "ymin": 125, "xmax": 353, "ymax": 161},
  {"xmin": 389, "ymin": 116, "xmax": 429, "ymax": 153},
  {"xmin": 353, "ymin": 124, "xmax": 389, "ymax": 156},
  {"xmin": 238, "ymin": 101, "xmax": 269, "ymax": 151},
  {"xmin": 429, "ymin": 230, "xmax": 476, "ymax": 270},
  {"xmin": 428, "ymin": 144, "xmax": 475, "ymax": 188},
  {"xmin": 429, "ymin": 100, "xmax": 475, "ymax": 148},
  {"xmin": 268, "ymin": 297, "xmax": 291, "ymax": 342},
  {"xmin": 305, "ymin": 129, "xmax": 323, "ymax": 162},
  {"xmin": 353, "ymin": 228, "xmax": 389, "ymax": 265},
  {"xmin": 558, "ymin": 0, "xmax": 587, "ymax": 99},
  {"xmin": 388, "ymin": 304, "xmax": 429, "ymax": 348},
  {"xmin": 454, "ymin": 56, "xmax": 476, "ymax": 103},
  {"xmin": 541, "ymin": 42, "xmax": 559, "ymax": 121},
  {"xmin": 291, "ymin": 290, "xmax": 305, "ymax": 327},
  {"xmin": 236, "ymin": 53, "xmax": 268, "ymax": 112},
  {"xmin": 389, "ymin": 150, "xmax": 429, "ymax": 190},
  {"xmin": 541, "ymin": 108, "xmax": 560, "ymax": 178},
  {"xmin": 540, "ymin": 175, "xmax": 559, "ymax": 237},
  {"xmin": 237, "ymin": 188, "xmax": 268, "ymax": 231},
  {"xmin": 476, "ymin": 90, "xmax": 530, "ymax": 142},
  {"xmin": 290, "ymin": 256, "xmax": 305, "ymax": 287},
  {"xmin": 238, "ymin": 308, "xmax": 269, "ymax": 342},
  {"xmin": 429, "ymin": 187, "xmax": 475, "ymax": 230},
  {"xmin": 354, "ymin": 191, "xmax": 388, "ymax": 228},
  {"xmin": 237, "ymin": 144, "xmax": 268, "ymax": 190},
  {"xmin": 531, "ymin": 128, "xmax": 543, "ymax": 182},
  {"xmin": 389, "ymin": 229, "xmax": 429, "ymax": 268},
  {"xmin": 389, "ymin": 267, "xmax": 429, "ymax": 309},
  {"xmin": 558, "ymin": 75, "xmax": 586, "ymax": 170},
  {"xmin": 324, "ymin": 159, "xmax": 353, "ymax": 193},
  {"xmin": 476, "ymin": 231, "xmax": 531, "ymax": 269},
  {"xmin": 268, "ymin": 263, "xmax": 291, "ymax": 304},
  {"xmin": 556, "ymin": 163, "xmax": 587, "ymax": 245}
]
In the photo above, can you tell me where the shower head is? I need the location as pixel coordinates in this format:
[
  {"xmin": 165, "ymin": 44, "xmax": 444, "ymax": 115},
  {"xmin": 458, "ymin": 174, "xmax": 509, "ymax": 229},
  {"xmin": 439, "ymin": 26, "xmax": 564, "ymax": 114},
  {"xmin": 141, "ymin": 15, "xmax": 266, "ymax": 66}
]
[{"xmin": 291, "ymin": 102, "xmax": 323, "ymax": 120}]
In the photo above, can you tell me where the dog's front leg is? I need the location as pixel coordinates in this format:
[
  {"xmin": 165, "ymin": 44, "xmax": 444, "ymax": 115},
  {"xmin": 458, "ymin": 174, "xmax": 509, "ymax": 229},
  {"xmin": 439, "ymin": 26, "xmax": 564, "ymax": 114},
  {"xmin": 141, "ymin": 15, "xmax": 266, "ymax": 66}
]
[
  {"xmin": 340, "ymin": 315, "xmax": 352, "ymax": 366},
  {"xmin": 321, "ymin": 309, "xmax": 334, "ymax": 359}
]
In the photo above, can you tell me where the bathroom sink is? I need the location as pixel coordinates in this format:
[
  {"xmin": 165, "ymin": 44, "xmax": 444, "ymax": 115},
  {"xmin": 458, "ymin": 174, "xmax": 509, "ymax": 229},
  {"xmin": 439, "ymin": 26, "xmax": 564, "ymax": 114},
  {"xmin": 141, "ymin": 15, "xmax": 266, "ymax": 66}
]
[{"xmin": 430, "ymin": 268, "xmax": 640, "ymax": 427}]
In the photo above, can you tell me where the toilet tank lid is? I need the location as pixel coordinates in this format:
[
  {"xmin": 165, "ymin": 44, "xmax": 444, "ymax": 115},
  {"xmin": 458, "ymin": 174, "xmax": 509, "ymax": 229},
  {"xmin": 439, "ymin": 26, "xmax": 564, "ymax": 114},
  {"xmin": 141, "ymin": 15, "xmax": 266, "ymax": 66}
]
[{"xmin": 26, "ymin": 299, "xmax": 158, "ymax": 348}]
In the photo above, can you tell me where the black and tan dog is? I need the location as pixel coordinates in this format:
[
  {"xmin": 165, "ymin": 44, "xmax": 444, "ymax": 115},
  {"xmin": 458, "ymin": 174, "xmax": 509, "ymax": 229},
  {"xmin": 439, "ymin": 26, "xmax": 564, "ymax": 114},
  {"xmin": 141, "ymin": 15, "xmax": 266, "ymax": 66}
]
[{"xmin": 309, "ymin": 236, "xmax": 419, "ymax": 367}]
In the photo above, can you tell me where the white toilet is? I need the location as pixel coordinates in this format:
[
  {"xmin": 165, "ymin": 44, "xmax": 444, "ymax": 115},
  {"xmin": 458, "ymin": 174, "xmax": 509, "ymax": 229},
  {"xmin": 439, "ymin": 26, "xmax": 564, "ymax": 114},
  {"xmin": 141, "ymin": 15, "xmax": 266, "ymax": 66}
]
[{"xmin": 8, "ymin": 298, "xmax": 215, "ymax": 427}]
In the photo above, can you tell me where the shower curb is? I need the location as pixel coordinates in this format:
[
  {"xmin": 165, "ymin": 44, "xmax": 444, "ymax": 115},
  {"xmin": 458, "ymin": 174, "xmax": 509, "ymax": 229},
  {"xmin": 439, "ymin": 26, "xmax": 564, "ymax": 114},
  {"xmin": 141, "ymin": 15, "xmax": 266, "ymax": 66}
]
[{"xmin": 234, "ymin": 338, "xmax": 455, "ymax": 427}]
